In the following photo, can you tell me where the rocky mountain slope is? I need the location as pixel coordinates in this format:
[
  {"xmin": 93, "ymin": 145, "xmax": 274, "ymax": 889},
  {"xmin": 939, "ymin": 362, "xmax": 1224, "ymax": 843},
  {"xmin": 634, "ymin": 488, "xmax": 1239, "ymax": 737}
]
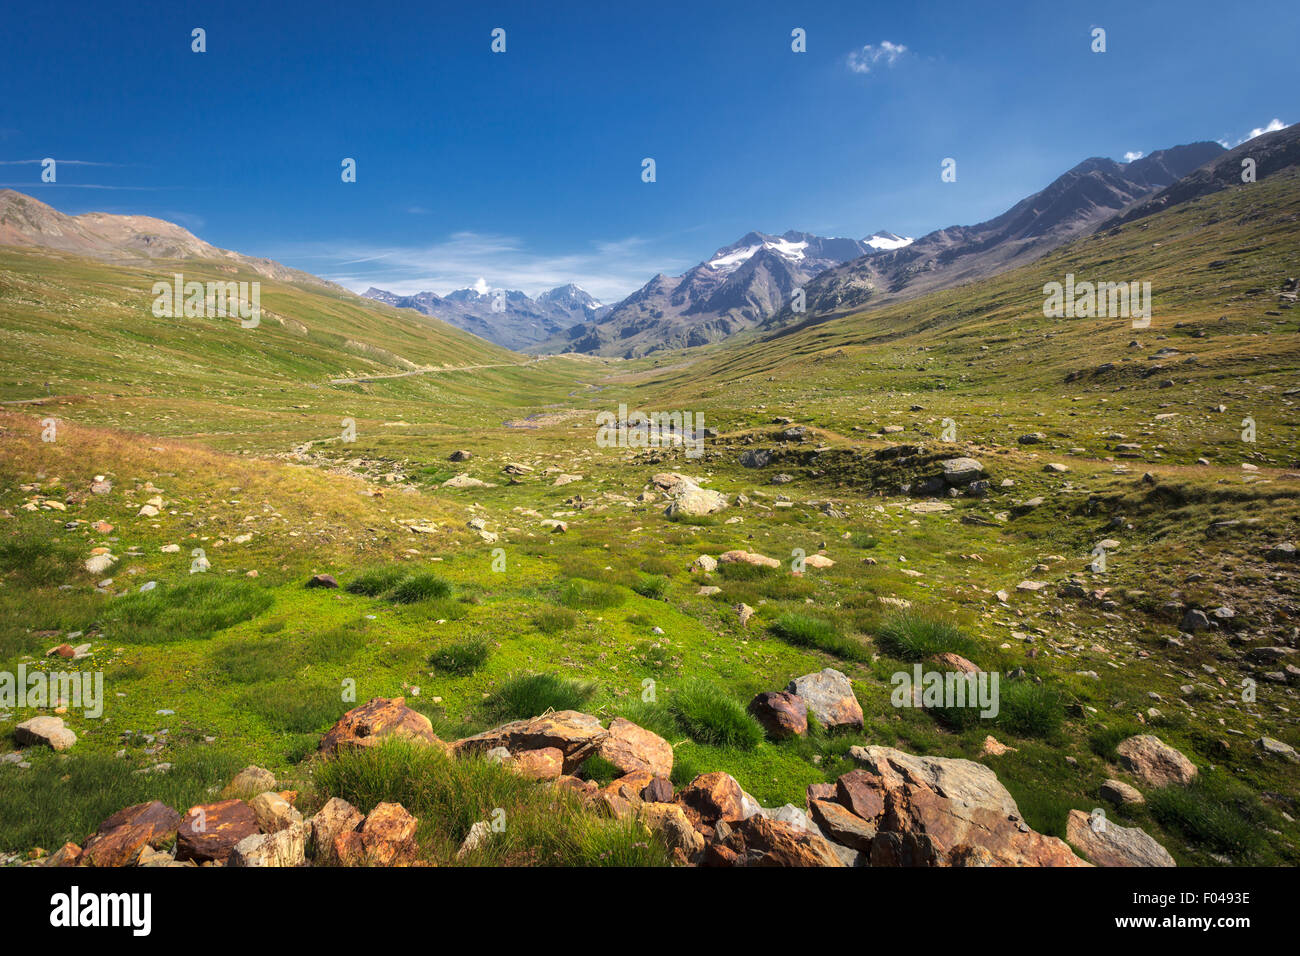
[
  {"xmin": 535, "ymin": 230, "xmax": 909, "ymax": 358},
  {"xmin": 761, "ymin": 140, "xmax": 1229, "ymax": 332},
  {"xmin": 0, "ymin": 189, "xmax": 337, "ymax": 289},
  {"xmin": 363, "ymin": 282, "xmax": 607, "ymax": 352}
]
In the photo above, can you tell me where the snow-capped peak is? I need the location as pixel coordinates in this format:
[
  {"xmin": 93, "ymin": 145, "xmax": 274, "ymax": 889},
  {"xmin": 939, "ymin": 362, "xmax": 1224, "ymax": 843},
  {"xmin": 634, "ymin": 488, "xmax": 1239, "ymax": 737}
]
[
  {"xmin": 706, "ymin": 235, "xmax": 808, "ymax": 273},
  {"xmin": 864, "ymin": 230, "xmax": 913, "ymax": 251}
]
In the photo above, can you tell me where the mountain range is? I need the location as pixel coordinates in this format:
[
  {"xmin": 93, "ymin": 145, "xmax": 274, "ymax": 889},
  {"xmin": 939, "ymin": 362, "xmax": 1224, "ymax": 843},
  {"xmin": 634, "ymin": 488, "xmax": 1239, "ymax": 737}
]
[{"xmin": 362, "ymin": 283, "xmax": 607, "ymax": 352}]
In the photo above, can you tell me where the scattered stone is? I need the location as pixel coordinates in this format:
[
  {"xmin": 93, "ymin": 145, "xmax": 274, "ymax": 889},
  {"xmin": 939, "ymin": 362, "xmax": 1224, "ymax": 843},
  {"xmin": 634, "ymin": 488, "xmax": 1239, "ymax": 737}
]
[
  {"xmin": 748, "ymin": 691, "xmax": 808, "ymax": 739},
  {"xmin": 15, "ymin": 716, "xmax": 76, "ymax": 751},
  {"xmin": 787, "ymin": 668, "xmax": 863, "ymax": 730},
  {"xmin": 1066, "ymin": 809, "xmax": 1175, "ymax": 867},
  {"xmin": 1116, "ymin": 735, "xmax": 1198, "ymax": 788}
]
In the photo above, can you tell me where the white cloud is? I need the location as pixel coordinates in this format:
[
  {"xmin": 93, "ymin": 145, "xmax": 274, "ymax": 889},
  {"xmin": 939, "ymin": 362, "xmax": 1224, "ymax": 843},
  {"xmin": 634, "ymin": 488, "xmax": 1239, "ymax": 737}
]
[
  {"xmin": 847, "ymin": 41, "xmax": 908, "ymax": 74},
  {"xmin": 472, "ymin": 277, "xmax": 489, "ymax": 295},
  {"xmin": 1222, "ymin": 118, "xmax": 1288, "ymax": 148},
  {"xmin": 268, "ymin": 231, "xmax": 695, "ymax": 304},
  {"xmin": 1123, "ymin": 150, "xmax": 1144, "ymax": 162}
]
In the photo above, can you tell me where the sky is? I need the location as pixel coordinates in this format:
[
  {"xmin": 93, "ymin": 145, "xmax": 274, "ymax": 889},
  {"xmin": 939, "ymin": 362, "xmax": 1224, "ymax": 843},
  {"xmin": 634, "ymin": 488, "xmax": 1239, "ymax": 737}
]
[{"xmin": 3, "ymin": 0, "xmax": 1297, "ymax": 302}]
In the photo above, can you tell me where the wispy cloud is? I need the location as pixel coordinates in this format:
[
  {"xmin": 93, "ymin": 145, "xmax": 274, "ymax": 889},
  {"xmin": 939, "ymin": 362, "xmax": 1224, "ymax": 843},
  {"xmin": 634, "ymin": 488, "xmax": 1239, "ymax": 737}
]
[
  {"xmin": 1217, "ymin": 117, "xmax": 1288, "ymax": 148},
  {"xmin": 0, "ymin": 159, "xmax": 136, "ymax": 166},
  {"xmin": 847, "ymin": 41, "xmax": 908, "ymax": 74},
  {"xmin": 269, "ymin": 232, "xmax": 695, "ymax": 303}
]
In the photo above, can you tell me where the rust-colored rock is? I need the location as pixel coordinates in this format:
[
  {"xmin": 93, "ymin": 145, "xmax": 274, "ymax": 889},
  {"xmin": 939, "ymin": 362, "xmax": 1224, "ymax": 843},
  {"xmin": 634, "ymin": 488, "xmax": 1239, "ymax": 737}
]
[
  {"xmin": 334, "ymin": 802, "xmax": 418, "ymax": 867},
  {"xmin": 676, "ymin": 771, "xmax": 748, "ymax": 834},
  {"xmin": 176, "ymin": 799, "xmax": 261, "ymax": 864},
  {"xmin": 450, "ymin": 710, "xmax": 608, "ymax": 772},
  {"xmin": 636, "ymin": 802, "xmax": 705, "ymax": 863},
  {"xmin": 596, "ymin": 717, "xmax": 673, "ymax": 777},
  {"xmin": 930, "ymin": 652, "xmax": 980, "ymax": 674},
  {"xmin": 835, "ymin": 769, "xmax": 887, "ymax": 823},
  {"xmin": 319, "ymin": 697, "xmax": 444, "ymax": 758},
  {"xmin": 748, "ymin": 691, "xmax": 808, "ymax": 739},
  {"xmin": 43, "ymin": 842, "xmax": 82, "ymax": 867},
  {"xmin": 512, "ymin": 747, "xmax": 564, "ymax": 780},
  {"xmin": 721, "ymin": 815, "xmax": 846, "ymax": 867},
  {"xmin": 82, "ymin": 800, "xmax": 182, "ymax": 867},
  {"xmin": 809, "ymin": 798, "xmax": 876, "ymax": 851},
  {"xmin": 309, "ymin": 797, "xmax": 363, "ymax": 864}
]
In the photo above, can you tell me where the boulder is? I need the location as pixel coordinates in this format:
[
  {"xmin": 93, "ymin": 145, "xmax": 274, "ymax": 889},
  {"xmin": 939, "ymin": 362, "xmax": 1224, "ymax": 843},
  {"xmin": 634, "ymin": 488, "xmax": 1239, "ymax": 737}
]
[
  {"xmin": 14, "ymin": 715, "xmax": 76, "ymax": 751},
  {"xmin": 596, "ymin": 717, "xmax": 673, "ymax": 777},
  {"xmin": 306, "ymin": 574, "xmax": 339, "ymax": 589},
  {"xmin": 809, "ymin": 798, "xmax": 876, "ymax": 851},
  {"xmin": 82, "ymin": 801, "xmax": 181, "ymax": 866},
  {"xmin": 43, "ymin": 842, "xmax": 82, "ymax": 867},
  {"xmin": 636, "ymin": 802, "xmax": 704, "ymax": 863},
  {"xmin": 1115, "ymin": 735, "xmax": 1197, "ymax": 788},
  {"xmin": 319, "ymin": 697, "xmax": 444, "ymax": 758},
  {"xmin": 941, "ymin": 457, "xmax": 984, "ymax": 486},
  {"xmin": 787, "ymin": 669, "xmax": 863, "ymax": 729},
  {"xmin": 719, "ymin": 549, "xmax": 780, "ymax": 568},
  {"xmin": 511, "ymin": 747, "xmax": 564, "ymax": 780},
  {"xmin": 739, "ymin": 449, "xmax": 773, "ymax": 469},
  {"xmin": 1099, "ymin": 779, "xmax": 1145, "ymax": 806},
  {"xmin": 230, "ymin": 821, "xmax": 308, "ymax": 867},
  {"xmin": 221, "ymin": 765, "xmax": 277, "ymax": 799},
  {"xmin": 748, "ymin": 690, "xmax": 808, "ymax": 739},
  {"xmin": 176, "ymin": 799, "xmax": 261, "ymax": 864},
  {"xmin": 665, "ymin": 488, "xmax": 728, "ymax": 518},
  {"xmin": 249, "ymin": 791, "xmax": 303, "ymax": 833},
  {"xmin": 719, "ymin": 815, "xmax": 845, "ymax": 867},
  {"xmin": 334, "ymin": 802, "xmax": 419, "ymax": 867},
  {"xmin": 1066, "ymin": 810, "xmax": 1175, "ymax": 867},
  {"xmin": 450, "ymin": 710, "xmax": 607, "ymax": 773},
  {"xmin": 308, "ymin": 797, "xmax": 364, "ymax": 864},
  {"xmin": 676, "ymin": 771, "xmax": 750, "ymax": 833}
]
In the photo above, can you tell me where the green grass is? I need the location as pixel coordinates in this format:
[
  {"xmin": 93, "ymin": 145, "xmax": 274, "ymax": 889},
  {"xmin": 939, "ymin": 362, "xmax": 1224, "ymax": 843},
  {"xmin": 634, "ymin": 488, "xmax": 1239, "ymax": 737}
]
[
  {"xmin": 770, "ymin": 612, "xmax": 869, "ymax": 660},
  {"xmin": 345, "ymin": 567, "xmax": 405, "ymax": 596},
  {"xmin": 0, "ymin": 526, "xmax": 81, "ymax": 587},
  {"xmin": 667, "ymin": 679, "xmax": 763, "ymax": 750},
  {"xmin": 485, "ymin": 673, "xmax": 597, "ymax": 721},
  {"xmin": 314, "ymin": 740, "xmax": 671, "ymax": 865},
  {"xmin": 532, "ymin": 607, "xmax": 578, "ymax": 634},
  {"xmin": 558, "ymin": 579, "xmax": 627, "ymax": 610},
  {"xmin": 1147, "ymin": 774, "xmax": 1272, "ymax": 860},
  {"xmin": 429, "ymin": 637, "xmax": 490, "ymax": 675},
  {"xmin": 104, "ymin": 578, "xmax": 274, "ymax": 644},
  {"xmin": 873, "ymin": 610, "xmax": 979, "ymax": 662},
  {"xmin": 632, "ymin": 574, "xmax": 671, "ymax": 600},
  {"xmin": 389, "ymin": 573, "xmax": 454, "ymax": 604}
]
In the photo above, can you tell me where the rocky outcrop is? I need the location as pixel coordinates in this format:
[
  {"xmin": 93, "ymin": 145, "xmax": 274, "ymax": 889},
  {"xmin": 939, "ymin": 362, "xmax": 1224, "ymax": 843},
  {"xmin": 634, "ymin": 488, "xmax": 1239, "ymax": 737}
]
[
  {"xmin": 1065, "ymin": 810, "xmax": 1175, "ymax": 867},
  {"xmin": 334, "ymin": 802, "xmax": 419, "ymax": 867},
  {"xmin": 319, "ymin": 697, "xmax": 445, "ymax": 758},
  {"xmin": 1115, "ymin": 735, "xmax": 1197, "ymax": 788},
  {"xmin": 176, "ymin": 799, "xmax": 261, "ymax": 864},
  {"xmin": 450, "ymin": 710, "xmax": 608, "ymax": 773},
  {"xmin": 748, "ymin": 690, "xmax": 808, "ymax": 739},
  {"xmin": 787, "ymin": 669, "xmax": 863, "ymax": 730}
]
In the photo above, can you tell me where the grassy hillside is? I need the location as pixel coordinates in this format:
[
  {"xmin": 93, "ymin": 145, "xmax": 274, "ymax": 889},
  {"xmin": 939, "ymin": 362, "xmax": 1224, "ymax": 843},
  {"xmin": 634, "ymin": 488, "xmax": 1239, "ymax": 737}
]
[{"xmin": 0, "ymin": 170, "xmax": 1297, "ymax": 867}]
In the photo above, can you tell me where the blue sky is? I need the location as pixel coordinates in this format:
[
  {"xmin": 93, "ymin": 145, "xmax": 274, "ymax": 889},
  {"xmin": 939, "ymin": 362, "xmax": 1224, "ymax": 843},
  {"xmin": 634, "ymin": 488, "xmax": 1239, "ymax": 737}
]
[{"xmin": 3, "ymin": 0, "xmax": 1296, "ymax": 301}]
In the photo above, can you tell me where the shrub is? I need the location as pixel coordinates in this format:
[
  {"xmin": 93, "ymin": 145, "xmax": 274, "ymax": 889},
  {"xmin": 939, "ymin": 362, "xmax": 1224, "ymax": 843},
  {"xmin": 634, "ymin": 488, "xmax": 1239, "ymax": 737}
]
[
  {"xmin": 1148, "ymin": 774, "xmax": 1268, "ymax": 859},
  {"xmin": 996, "ymin": 680, "xmax": 1064, "ymax": 738},
  {"xmin": 874, "ymin": 610, "xmax": 978, "ymax": 661},
  {"xmin": 558, "ymin": 579, "xmax": 626, "ymax": 610},
  {"xmin": 345, "ymin": 567, "xmax": 404, "ymax": 596},
  {"xmin": 429, "ymin": 637, "xmax": 489, "ymax": 675},
  {"xmin": 771, "ymin": 612, "xmax": 869, "ymax": 660},
  {"xmin": 632, "ymin": 574, "xmax": 671, "ymax": 600},
  {"xmin": 390, "ymin": 573, "xmax": 454, "ymax": 604},
  {"xmin": 485, "ymin": 673, "xmax": 595, "ymax": 721},
  {"xmin": 668, "ymin": 680, "xmax": 763, "ymax": 750}
]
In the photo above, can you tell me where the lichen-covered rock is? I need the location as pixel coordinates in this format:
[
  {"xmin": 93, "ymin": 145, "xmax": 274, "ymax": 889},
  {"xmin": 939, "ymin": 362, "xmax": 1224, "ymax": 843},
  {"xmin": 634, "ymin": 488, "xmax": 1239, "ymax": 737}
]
[
  {"xmin": 1066, "ymin": 809, "xmax": 1175, "ymax": 867},
  {"xmin": 788, "ymin": 669, "xmax": 863, "ymax": 729}
]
